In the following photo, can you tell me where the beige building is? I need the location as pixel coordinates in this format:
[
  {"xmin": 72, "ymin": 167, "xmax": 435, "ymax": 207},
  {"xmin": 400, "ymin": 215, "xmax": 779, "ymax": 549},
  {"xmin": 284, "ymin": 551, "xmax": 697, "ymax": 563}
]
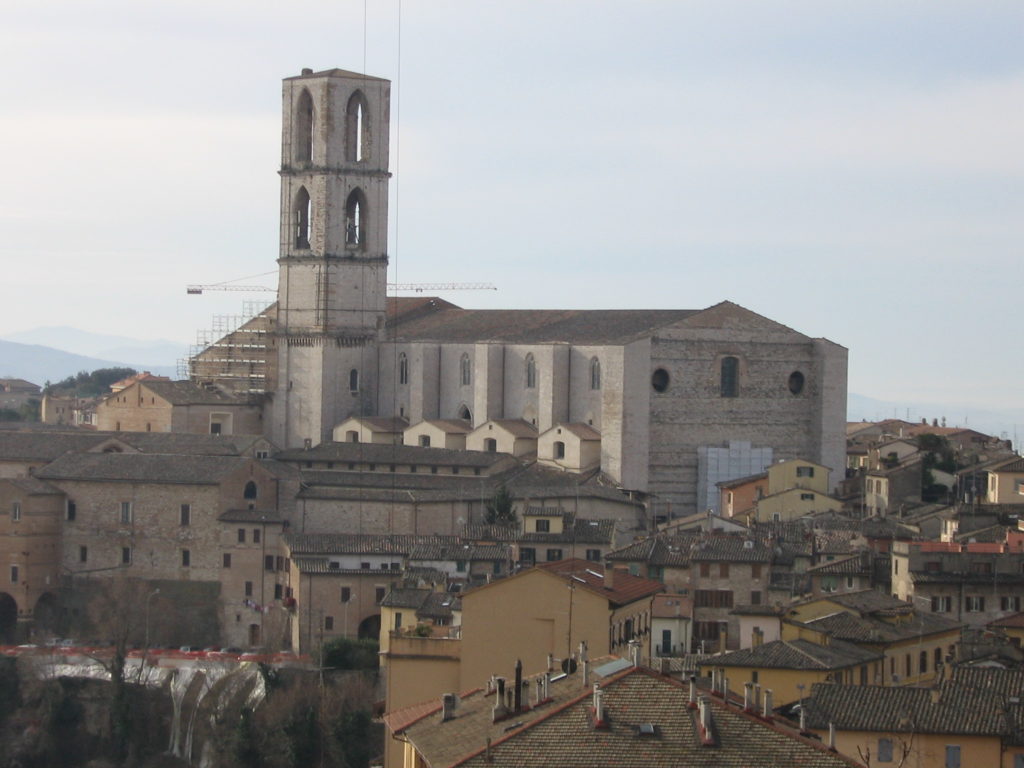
[
  {"xmin": 465, "ymin": 419, "xmax": 537, "ymax": 456},
  {"xmin": 96, "ymin": 379, "xmax": 263, "ymax": 436},
  {"xmin": 0, "ymin": 476, "xmax": 65, "ymax": 642},
  {"xmin": 986, "ymin": 456, "xmax": 1024, "ymax": 504}
]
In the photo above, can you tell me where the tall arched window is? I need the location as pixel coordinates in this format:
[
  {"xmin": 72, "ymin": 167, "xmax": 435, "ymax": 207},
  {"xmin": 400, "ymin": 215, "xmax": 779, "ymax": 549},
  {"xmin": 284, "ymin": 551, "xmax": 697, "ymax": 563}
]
[
  {"xmin": 243, "ymin": 481, "xmax": 258, "ymax": 500},
  {"xmin": 720, "ymin": 356, "xmax": 739, "ymax": 398},
  {"xmin": 345, "ymin": 90, "xmax": 370, "ymax": 162},
  {"xmin": 294, "ymin": 89, "xmax": 314, "ymax": 163},
  {"xmin": 345, "ymin": 188, "xmax": 366, "ymax": 248},
  {"xmin": 294, "ymin": 186, "xmax": 311, "ymax": 249},
  {"xmin": 460, "ymin": 353, "xmax": 471, "ymax": 386},
  {"xmin": 458, "ymin": 404, "xmax": 472, "ymax": 422},
  {"xmin": 590, "ymin": 357, "xmax": 601, "ymax": 390},
  {"xmin": 349, "ymin": 368, "xmax": 359, "ymax": 393},
  {"xmin": 398, "ymin": 353, "xmax": 408, "ymax": 385},
  {"xmin": 525, "ymin": 354, "xmax": 536, "ymax": 389}
]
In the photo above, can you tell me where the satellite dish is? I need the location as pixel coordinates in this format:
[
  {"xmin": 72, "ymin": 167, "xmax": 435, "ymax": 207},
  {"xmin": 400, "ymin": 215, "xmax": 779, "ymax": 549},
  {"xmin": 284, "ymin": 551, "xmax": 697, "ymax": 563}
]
[{"xmin": 561, "ymin": 657, "xmax": 578, "ymax": 675}]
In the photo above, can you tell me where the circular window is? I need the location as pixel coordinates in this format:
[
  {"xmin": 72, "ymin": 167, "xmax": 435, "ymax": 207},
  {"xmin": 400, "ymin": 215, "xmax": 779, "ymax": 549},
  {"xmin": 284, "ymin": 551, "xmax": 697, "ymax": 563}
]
[
  {"xmin": 788, "ymin": 371, "xmax": 805, "ymax": 395},
  {"xmin": 651, "ymin": 368, "xmax": 670, "ymax": 393}
]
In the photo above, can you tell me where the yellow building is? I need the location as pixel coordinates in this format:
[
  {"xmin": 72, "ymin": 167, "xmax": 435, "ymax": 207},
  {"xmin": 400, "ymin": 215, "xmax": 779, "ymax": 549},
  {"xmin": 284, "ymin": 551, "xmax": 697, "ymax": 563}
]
[
  {"xmin": 787, "ymin": 591, "xmax": 963, "ymax": 687},
  {"xmin": 700, "ymin": 635, "xmax": 882, "ymax": 706},
  {"xmin": 754, "ymin": 486, "xmax": 842, "ymax": 523},
  {"xmin": 986, "ymin": 457, "xmax": 1024, "ymax": 504},
  {"xmin": 767, "ymin": 458, "xmax": 831, "ymax": 495},
  {"xmin": 805, "ymin": 668, "xmax": 1024, "ymax": 768}
]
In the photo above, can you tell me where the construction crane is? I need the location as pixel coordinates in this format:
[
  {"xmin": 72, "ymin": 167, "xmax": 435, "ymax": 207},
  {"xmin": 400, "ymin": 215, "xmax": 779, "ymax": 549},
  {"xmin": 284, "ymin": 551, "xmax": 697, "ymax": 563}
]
[{"xmin": 187, "ymin": 276, "xmax": 496, "ymax": 295}]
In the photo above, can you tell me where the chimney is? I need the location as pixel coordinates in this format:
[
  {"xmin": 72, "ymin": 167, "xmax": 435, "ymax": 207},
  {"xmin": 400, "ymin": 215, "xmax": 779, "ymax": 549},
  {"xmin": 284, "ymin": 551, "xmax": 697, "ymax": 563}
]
[
  {"xmin": 492, "ymin": 678, "xmax": 508, "ymax": 722},
  {"xmin": 688, "ymin": 675, "xmax": 698, "ymax": 709},
  {"xmin": 440, "ymin": 693, "xmax": 457, "ymax": 722},
  {"xmin": 743, "ymin": 681, "xmax": 753, "ymax": 712},
  {"xmin": 604, "ymin": 566, "xmax": 615, "ymax": 590},
  {"xmin": 579, "ymin": 640, "xmax": 589, "ymax": 662},
  {"xmin": 828, "ymin": 722, "xmax": 836, "ymax": 750},
  {"xmin": 697, "ymin": 695, "xmax": 713, "ymax": 743},
  {"xmin": 762, "ymin": 689, "xmax": 773, "ymax": 718},
  {"xmin": 592, "ymin": 683, "xmax": 605, "ymax": 724},
  {"xmin": 514, "ymin": 660, "xmax": 523, "ymax": 713},
  {"xmin": 629, "ymin": 639, "xmax": 641, "ymax": 667},
  {"xmin": 754, "ymin": 684, "xmax": 762, "ymax": 710},
  {"xmin": 546, "ymin": 653, "xmax": 554, "ymax": 672},
  {"xmin": 582, "ymin": 658, "xmax": 590, "ymax": 687},
  {"xmin": 799, "ymin": 707, "xmax": 808, "ymax": 734},
  {"xmin": 722, "ymin": 677, "xmax": 729, "ymax": 702}
]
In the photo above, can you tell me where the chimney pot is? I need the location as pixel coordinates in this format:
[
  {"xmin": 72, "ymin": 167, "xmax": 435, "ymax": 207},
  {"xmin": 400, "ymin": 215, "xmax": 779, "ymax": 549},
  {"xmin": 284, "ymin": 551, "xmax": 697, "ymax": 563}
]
[
  {"xmin": 301, "ymin": 67, "xmax": 313, "ymax": 75},
  {"xmin": 828, "ymin": 721, "xmax": 836, "ymax": 750},
  {"xmin": 441, "ymin": 692, "xmax": 457, "ymax": 722},
  {"xmin": 743, "ymin": 681, "xmax": 753, "ymax": 712},
  {"xmin": 514, "ymin": 660, "xmax": 523, "ymax": 713},
  {"xmin": 688, "ymin": 675, "xmax": 697, "ymax": 708},
  {"xmin": 799, "ymin": 707, "xmax": 807, "ymax": 733},
  {"xmin": 604, "ymin": 566, "xmax": 615, "ymax": 590},
  {"xmin": 762, "ymin": 689, "xmax": 773, "ymax": 718}
]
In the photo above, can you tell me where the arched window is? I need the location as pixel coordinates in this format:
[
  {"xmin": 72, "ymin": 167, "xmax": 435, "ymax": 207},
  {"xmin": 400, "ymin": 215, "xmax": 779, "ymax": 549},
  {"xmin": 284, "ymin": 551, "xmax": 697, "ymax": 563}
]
[
  {"xmin": 458, "ymin": 404, "xmax": 472, "ymax": 422},
  {"xmin": 294, "ymin": 187, "xmax": 311, "ymax": 249},
  {"xmin": 345, "ymin": 90, "xmax": 370, "ymax": 162},
  {"xmin": 345, "ymin": 188, "xmax": 366, "ymax": 248},
  {"xmin": 294, "ymin": 89, "xmax": 314, "ymax": 163},
  {"xmin": 346, "ymin": 430, "xmax": 359, "ymax": 443},
  {"xmin": 590, "ymin": 357, "xmax": 601, "ymax": 390},
  {"xmin": 720, "ymin": 356, "xmax": 739, "ymax": 398},
  {"xmin": 398, "ymin": 353, "xmax": 408, "ymax": 385},
  {"xmin": 525, "ymin": 354, "xmax": 536, "ymax": 389},
  {"xmin": 554, "ymin": 441, "xmax": 566, "ymax": 459},
  {"xmin": 349, "ymin": 368, "xmax": 359, "ymax": 393},
  {"xmin": 243, "ymin": 481, "xmax": 258, "ymax": 500},
  {"xmin": 484, "ymin": 438, "xmax": 497, "ymax": 452},
  {"xmin": 460, "ymin": 353, "xmax": 471, "ymax": 387}
]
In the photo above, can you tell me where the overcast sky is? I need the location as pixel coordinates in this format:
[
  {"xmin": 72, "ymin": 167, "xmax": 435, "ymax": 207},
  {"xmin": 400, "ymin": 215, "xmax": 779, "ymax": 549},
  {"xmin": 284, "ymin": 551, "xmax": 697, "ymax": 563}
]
[{"xmin": 1, "ymin": 1, "xmax": 1021, "ymax": 412}]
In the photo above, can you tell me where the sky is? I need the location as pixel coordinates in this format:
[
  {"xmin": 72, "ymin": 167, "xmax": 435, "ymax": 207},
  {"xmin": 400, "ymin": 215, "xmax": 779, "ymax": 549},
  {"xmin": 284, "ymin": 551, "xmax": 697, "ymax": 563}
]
[{"xmin": 1, "ymin": 1, "xmax": 1022, "ymax": 414}]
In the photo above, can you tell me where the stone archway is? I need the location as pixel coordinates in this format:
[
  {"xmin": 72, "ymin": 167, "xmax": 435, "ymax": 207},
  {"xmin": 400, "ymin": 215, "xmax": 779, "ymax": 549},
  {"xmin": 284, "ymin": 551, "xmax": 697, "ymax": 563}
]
[
  {"xmin": 357, "ymin": 614, "xmax": 380, "ymax": 641},
  {"xmin": 33, "ymin": 592, "xmax": 60, "ymax": 638},
  {"xmin": 0, "ymin": 593, "xmax": 17, "ymax": 644}
]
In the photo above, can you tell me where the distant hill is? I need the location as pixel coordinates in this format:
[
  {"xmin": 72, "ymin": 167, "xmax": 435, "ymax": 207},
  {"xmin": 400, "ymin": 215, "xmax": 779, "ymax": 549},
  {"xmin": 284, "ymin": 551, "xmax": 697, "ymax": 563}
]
[
  {"xmin": 848, "ymin": 392, "xmax": 1024, "ymax": 446},
  {"xmin": 0, "ymin": 339, "xmax": 177, "ymax": 387},
  {"xmin": 2, "ymin": 326, "xmax": 188, "ymax": 368}
]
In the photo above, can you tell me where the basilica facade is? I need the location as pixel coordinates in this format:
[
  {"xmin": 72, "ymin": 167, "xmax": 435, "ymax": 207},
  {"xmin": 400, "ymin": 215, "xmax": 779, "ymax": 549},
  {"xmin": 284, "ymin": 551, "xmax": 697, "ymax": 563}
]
[{"xmin": 253, "ymin": 68, "xmax": 845, "ymax": 516}]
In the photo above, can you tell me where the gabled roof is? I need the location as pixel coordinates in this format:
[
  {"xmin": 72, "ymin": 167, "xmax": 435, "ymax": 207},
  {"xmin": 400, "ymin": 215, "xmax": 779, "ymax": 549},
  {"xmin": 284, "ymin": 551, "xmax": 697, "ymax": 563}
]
[
  {"xmin": 137, "ymin": 380, "xmax": 260, "ymax": 406},
  {"xmin": 799, "ymin": 610, "xmax": 962, "ymax": 644},
  {"xmin": 709, "ymin": 638, "xmax": 882, "ymax": 671},
  {"xmin": 285, "ymin": 68, "xmax": 390, "ymax": 83},
  {"xmin": 543, "ymin": 422, "xmax": 601, "ymax": 441},
  {"xmin": 474, "ymin": 419, "xmax": 538, "ymax": 438},
  {"xmin": 1, "ymin": 476, "xmax": 63, "ymax": 495},
  {"xmin": 397, "ymin": 665, "xmax": 861, "ymax": 768},
  {"xmin": 606, "ymin": 533, "xmax": 700, "ymax": 567},
  {"xmin": 35, "ymin": 452, "xmax": 260, "ymax": 485},
  {"xmin": 285, "ymin": 533, "xmax": 453, "ymax": 556},
  {"xmin": 409, "ymin": 419, "xmax": 474, "ymax": 435},
  {"xmin": 805, "ymin": 671, "xmax": 1024, "ymax": 736}
]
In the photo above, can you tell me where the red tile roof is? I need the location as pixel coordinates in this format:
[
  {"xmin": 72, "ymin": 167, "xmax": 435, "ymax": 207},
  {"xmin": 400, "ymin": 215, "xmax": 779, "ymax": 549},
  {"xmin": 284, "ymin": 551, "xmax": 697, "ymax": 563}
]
[{"xmin": 537, "ymin": 559, "xmax": 663, "ymax": 607}]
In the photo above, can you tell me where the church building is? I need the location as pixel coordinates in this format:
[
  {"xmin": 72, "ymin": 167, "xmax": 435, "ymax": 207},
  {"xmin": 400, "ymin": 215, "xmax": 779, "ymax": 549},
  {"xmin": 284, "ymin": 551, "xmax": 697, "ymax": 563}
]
[{"xmin": 205, "ymin": 67, "xmax": 847, "ymax": 517}]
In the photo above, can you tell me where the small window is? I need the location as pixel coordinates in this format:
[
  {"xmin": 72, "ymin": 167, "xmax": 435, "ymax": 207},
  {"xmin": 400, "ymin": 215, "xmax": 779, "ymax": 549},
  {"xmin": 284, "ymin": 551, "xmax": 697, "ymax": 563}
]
[
  {"xmin": 238, "ymin": 528, "xmax": 246, "ymax": 543},
  {"xmin": 525, "ymin": 354, "xmax": 536, "ymax": 389},
  {"xmin": 460, "ymin": 353, "xmax": 472, "ymax": 386},
  {"xmin": 651, "ymin": 368, "xmax": 670, "ymax": 393},
  {"xmin": 590, "ymin": 357, "xmax": 601, "ymax": 390},
  {"xmin": 546, "ymin": 548, "xmax": 563, "ymax": 562},
  {"xmin": 945, "ymin": 745, "xmax": 960, "ymax": 768},
  {"xmin": 535, "ymin": 519, "xmax": 551, "ymax": 533},
  {"xmin": 796, "ymin": 466, "xmax": 815, "ymax": 478},
  {"xmin": 79, "ymin": 546, "xmax": 88, "ymax": 563},
  {"xmin": 484, "ymin": 438, "xmax": 497, "ymax": 452},
  {"xmin": 223, "ymin": 553, "xmax": 232, "ymax": 568},
  {"xmin": 720, "ymin": 563, "xmax": 730, "ymax": 578},
  {"xmin": 345, "ymin": 189, "xmax": 366, "ymax": 248},
  {"xmin": 274, "ymin": 583, "xmax": 283, "ymax": 599},
  {"xmin": 324, "ymin": 615, "xmax": 334, "ymax": 630},
  {"xmin": 66, "ymin": 501, "xmax": 76, "ymax": 521},
  {"xmin": 554, "ymin": 441, "xmax": 565, "ymax": 460},
  {"xmin": 180, "ymin": 504, "xmax": 191, "ymax": 526},
  {"xmin": 245, "ymin": 581, "xmax": 253, "ymax": 597},
  {"xmin": 341, "ymin": 586, "xmax": 351, "ymax": 603},
  {"xmin": 455, "ymin": 560, "xmax": 467, "ymax": 573},
  {"xmin": 265, "ymin": 555, "xmax": 275, "ymax": 571},
  {"xmin": 520, "ymin": 547, "xmax": 536, "ymax": 563},
  {"xmin": 751, "ymin": 590, "xmax": 762, "ymax": 605},
  {"xmin": 586, "ymin": 549, "xmax": 601, "ymax": 562},
  {"xmin": 122, "ymin": 547, "xmax": 132, "ymax": 565},
  {"xmin": 11, "ymin": 502, "xmax": 21, "ymax": 521},
  {"xmin": 419, "ymin": 435, "xmax": 431, "ymax": 448},
  {"xmin": 375, "ymin": 587, "xmax": 386, "ymax": 604},
  {"xmin": 800, "ymin": 493, "xmax": 815, "ymax": 501},
  {"xmin": 120, "ymin": 501, "xmax": 133, "ymax": 524},
  {"xmin": 244, "ymin": 481, "xmax": 258, "ymax": 500},
  {"xmin": 720, "ymin": 356, "xmax": 739, "ymax": 398},
  {"xmin": 398, "ymin": 353, "xmax": 408, "ymax": 385},
  {"xmin": 788, "ymin": 371, "xmax": 805, "ymax": 395},
  {"xmin": 182, "ymin": 549, "xmax": 191, "ymax": 567},
  {"xmin": 253, "ymin": 529, "xmax": 261, "ymax": 544},
  {"xmin": 349, "ymin": 368, "xmax": 359, "ymax": 393},
  {"xmin": 877, "ymin": 737, "xmax": 893, "ymax": 762},
  {"xmin": 9, "ymin": 566, "xmax": 17, "ymax": 584}
]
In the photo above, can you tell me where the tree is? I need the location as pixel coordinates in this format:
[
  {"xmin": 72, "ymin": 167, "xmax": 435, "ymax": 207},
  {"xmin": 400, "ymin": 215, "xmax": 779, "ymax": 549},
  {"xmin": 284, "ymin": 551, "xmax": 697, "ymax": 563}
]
[
  {"xmin": 44, "ymin": 367, "xmax": 137, "ymax": 397},
  {"xmin": 485, "ymin": 484, "xmax": 516, "ymax": 524},
  {"xmin": 321, "ymin": 637, "xmax": 379, "ymax": 671}
]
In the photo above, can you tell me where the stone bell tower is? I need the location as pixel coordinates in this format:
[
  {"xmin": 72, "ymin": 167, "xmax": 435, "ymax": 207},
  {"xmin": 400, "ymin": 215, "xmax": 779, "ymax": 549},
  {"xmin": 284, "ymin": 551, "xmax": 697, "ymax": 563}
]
[{"xmin": 270, "ymin": 68, "xmax": 391, "ymax": 448}]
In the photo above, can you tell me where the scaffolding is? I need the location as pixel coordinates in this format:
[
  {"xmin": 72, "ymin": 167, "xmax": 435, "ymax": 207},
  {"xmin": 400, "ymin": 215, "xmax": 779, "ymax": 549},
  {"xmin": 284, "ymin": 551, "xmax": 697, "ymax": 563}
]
[{"xmin": 180, "ymin": 301, "xmax": 276, "ymax": 393}]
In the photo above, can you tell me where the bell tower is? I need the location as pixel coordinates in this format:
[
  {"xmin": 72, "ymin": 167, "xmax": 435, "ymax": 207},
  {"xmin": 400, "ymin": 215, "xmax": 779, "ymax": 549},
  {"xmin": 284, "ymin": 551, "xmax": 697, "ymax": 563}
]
[{"xmin": 270, "ymin": 68, "xmax": 391, "ymax": 447}]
